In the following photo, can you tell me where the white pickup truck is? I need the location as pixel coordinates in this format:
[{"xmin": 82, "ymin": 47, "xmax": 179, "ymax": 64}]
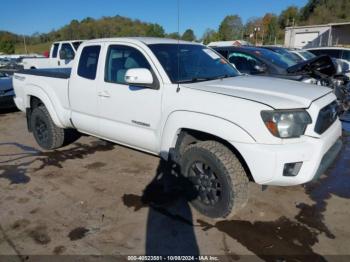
[
  {"xmin": 22, "ymin": 40, "xmax": 83, "ymax": 69},
  {"xmin": 13, "ymin": 37, "xmax": 343, "ymax": 219}
]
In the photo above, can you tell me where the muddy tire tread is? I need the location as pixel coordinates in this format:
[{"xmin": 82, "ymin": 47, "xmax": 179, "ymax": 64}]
[{"xmin": 182, "ymin": 140, "xmax": 249, "ymax": 219}]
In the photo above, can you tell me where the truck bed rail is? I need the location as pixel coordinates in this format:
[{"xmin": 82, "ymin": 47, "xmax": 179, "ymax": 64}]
[{"xmin": 17, "ymin": 68, "xmax": 71, "ymax": 79}]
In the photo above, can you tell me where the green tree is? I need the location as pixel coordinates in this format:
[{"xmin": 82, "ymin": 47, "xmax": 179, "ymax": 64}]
[
  {"xmin": 166, "ymin": 32, "xmax": 180, "ymax": 39},
  {"xmin": 218, "ymin": 15, "xmax": 243, "ymax": 40},
  {"xmin": 146, "ymin": 24, "xmax": 165, "ymax": 37},
  {"xmin": 244, "ymin": 17, "xmax": 262, "ymax": 44},
  {"xmin": 279, "ymin": 6, "xmax": 299, "ymax": 28},
  {"xmin": 300, "ymin": 0, "xmax": 350, "ymax": 25},
  {"xmin": 202, "ymin": 29, "xmax": 219, "ymax": 45},
  {"xmin": 0, "ymin": 34, "xmax": 15, "ymax": 54},
  {"xmin": 181, "ymin": 29, "xmax": 196, "ymax": 41},
  {"xmin": 262, "ymin": 14, "xmax": 279, "ymax": 44}
]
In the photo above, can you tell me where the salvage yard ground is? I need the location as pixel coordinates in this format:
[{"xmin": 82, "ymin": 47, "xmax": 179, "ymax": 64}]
[{"xmin": 0, "ymin": 109, "xmax": 350, "ymax": 261}]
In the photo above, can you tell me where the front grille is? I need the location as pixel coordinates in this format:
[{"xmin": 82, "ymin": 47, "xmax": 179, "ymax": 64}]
[{"xmin": 314, "ymin": 101, "xmax": 339, "ymax": 134}]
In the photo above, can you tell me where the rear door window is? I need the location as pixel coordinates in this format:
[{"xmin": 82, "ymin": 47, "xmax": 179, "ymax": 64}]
[{"xmin": 78, "ymin": 45, "xmax": 101, "ymax": 80}]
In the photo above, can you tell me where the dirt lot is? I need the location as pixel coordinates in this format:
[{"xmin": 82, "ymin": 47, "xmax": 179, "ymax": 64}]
[{"xmin": 0, "ymin": 109, "xmax": 349, "ymax": 261}]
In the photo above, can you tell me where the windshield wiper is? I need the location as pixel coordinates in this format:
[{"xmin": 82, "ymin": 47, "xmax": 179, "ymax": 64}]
[
  {"xmin": 177, "ymin": 75, "xmax": 233, "ymax": 84},
  {"xmin": 176, "ymin": 77, "xmax": 214, "ymax": 84},
  {"xmin": 209, "ymin": 74, "xmax": 232, "ymax": 80}
]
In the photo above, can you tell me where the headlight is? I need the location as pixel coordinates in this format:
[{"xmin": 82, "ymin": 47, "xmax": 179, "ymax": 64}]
[{"xmin": 261, "ymin": 110, "xmax": 312, "ymax": 138}]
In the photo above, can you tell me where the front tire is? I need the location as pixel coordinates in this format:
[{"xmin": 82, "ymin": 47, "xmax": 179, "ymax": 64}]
[
  {"xmin": 181, "ymin": 141, "xmax": 249, "ymax": 219},
  {"xmin": 31, "ymin": 105, "xmax": 65, "ymax": 150}
]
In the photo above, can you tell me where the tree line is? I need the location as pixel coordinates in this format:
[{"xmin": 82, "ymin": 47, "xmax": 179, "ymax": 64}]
[{"xmin": 1, "ymin": 0, "xmax": 349, "ymax": 54}]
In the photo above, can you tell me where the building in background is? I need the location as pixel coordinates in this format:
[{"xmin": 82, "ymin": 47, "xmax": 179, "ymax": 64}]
[{"xmin": 284, "ymin": 22, "xmax": 350, "ymax": 49}]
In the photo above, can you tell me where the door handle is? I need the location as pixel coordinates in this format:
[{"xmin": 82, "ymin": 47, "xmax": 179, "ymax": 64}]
[{"xmin": 98, "ymin": 91, "xmax": 110, "ymax": 98}]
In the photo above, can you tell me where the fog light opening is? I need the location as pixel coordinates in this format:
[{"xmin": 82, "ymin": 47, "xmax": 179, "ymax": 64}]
[{"xmin": 283, "ymin": 162, "xmax": 303, "ymax": 177}]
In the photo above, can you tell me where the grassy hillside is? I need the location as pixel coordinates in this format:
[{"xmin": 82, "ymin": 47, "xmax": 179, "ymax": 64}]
[
  {"xmin": 300, "ymin": 0, "xmax": 350, "ymax": 25},
  {"xmin": 15, "ymin": 42, "xmax": 52, "ymax": 55}
]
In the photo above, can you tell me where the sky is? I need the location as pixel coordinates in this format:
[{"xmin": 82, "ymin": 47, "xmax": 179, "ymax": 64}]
[{"xmin": 0, "ymin": 0, "xmax": 308, "ymax": 37}]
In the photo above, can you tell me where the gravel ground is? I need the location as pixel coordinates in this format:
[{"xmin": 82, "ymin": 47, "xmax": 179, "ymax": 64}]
[{"xmin": 0, "ymin": 109, "xmax": 349, "ymax": 261}]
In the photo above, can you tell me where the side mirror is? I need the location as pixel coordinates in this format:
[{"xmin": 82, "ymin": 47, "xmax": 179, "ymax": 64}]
[{"xmin": 125, "ymin": 68, "xmax": 154, "ymax": 88}]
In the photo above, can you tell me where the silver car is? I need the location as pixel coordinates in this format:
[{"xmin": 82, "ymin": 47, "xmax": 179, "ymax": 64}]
[{"xmin": 0, "ymin": 72, "xmax": 15, "ymax": 108}]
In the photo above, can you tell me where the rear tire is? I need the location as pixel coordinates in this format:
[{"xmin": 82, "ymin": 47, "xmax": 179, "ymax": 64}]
[
  {"xmin": 31, "ymin": 105, "xmax": 65, "ymax": 150},
  {"xmin": 180, "ymin": 141, "xmax": 249, "ymax": 219}
]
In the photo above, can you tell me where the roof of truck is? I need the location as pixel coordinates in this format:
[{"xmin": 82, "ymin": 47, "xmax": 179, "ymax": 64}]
[
  {"xmin": 84, "ymin": 37, "xmax": 200, "ymax": 45},
  {"xmin": 53, "ymin": 40, "xmax": 84, "ymax": 44},
  {"xmin": 306, "ymin": 46, "xmax": 350, "ymax": 51}
]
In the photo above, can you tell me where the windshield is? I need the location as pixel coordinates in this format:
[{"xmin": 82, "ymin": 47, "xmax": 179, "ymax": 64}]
[
  {"xmin": 254, "ymin": 48, "xmax": 296, "ymax": 69},
  {"xmin": 148, "ymin": 44, "xmax": 239, "ymax": 83}
]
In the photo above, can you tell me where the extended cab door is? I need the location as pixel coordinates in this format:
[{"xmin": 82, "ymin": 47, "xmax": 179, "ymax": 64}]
[
  {"xmin": 97, "ymin": 43, "xmax": 163, "ymax": 153},
  {"xmin": 69, "ymin": 44, "xmax": 102, "ymax": 135}
]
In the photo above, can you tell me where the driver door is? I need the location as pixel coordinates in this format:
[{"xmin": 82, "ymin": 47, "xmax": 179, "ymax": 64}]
[{"xmin": 97, "ymin": 43, "xmax": 162, "ymax": 153}]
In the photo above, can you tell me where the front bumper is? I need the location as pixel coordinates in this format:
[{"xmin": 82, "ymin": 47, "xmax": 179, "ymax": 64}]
[{"xmin": 232, "ymin": 119, "xmax": 343, "ymax": 186}]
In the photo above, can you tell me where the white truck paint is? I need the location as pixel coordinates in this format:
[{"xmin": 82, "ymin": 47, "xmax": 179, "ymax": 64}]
[
  {"xmin": 22, "ymin": 40, "xmax": 83, "ymax": 69},
  {"xmin": 13, "ymin": 37, "xmax": 343, "ymax": 218}
]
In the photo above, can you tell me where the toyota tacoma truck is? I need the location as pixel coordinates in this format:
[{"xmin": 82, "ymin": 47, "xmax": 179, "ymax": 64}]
[
  {"xmin": 13, "ymin": 37, "xmax": 343, "ymax": 219},
  {"xmin": 22, "ymin": 40, "xmax": 83, "ymax": 69}
]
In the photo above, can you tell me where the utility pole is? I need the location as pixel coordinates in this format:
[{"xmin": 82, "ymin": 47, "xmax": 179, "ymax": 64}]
[
  {"xmin": 261, "ymin": 27, "xmax": 265, "ymax": 45},
  {"xmin": 254, "ymin": 27, "xmax": 260, "ymax": 46},
  {"xmin": 288, "ymin": 18, "xmax": 295, "ymax": 48},
  {"xmin": 23, "ymin": 35, "xmax": 28, "ymax": 54}
]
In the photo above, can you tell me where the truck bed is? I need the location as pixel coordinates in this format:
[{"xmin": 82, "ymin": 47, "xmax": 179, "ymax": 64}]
[{"xmin": 13, "ymin": 68, "xmax": 72, "ymax": 127}]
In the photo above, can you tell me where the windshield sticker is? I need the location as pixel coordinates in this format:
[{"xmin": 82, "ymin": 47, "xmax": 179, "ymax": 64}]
[{"xmin": 203, "ymin": 49, "xmax": 221, "ymax": 60}]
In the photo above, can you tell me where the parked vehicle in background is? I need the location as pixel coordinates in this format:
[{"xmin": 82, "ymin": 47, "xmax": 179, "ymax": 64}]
[
  {"xmin": 0, "ymin": 58, "xmax": 10, "ymax": 68},
  {"xmin": 289, "ymin": 50, "xmax": 316, "ymax": 61},
  {"xmin": 306, "ymin": 47, "xmax": 350, "ymax": 76},
  {"xmin": 213, "ymin": 46, "xmax": 350, "ymax": 112},
  {"xmin": 261, "ymin": 46, "xmax": 323, "ymax": 64},
  {"xmin": 22, "ymin": 40, "xmax": 83, "ymax": 69},
  {"xmin": 13, "ymin": 37, "xmax": 343, "ymax": 219},
  {"xmin": 4, "ymin": 58, "xmax": 24, "ymax": 70},
  {"xmin": 207, "ymin": 40, "xmax": 252, "ymax": 47},
  {"xmin": 0, "ymin": 72, "xmax": 15, "ymax": 108},
  {"xmin": 263, "ymin": 47, "xmax": 348, "ymax": 75},
  {"xmin": 213, "ymin": 46, "xmax": 309, "ymax": 80},
  {"xmin": 260, "ymin": 46, "xmax": 302, "ymax": 63}
]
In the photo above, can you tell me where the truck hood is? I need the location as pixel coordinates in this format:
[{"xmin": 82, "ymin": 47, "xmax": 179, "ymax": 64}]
[{"xmin": 183, "ymin": 75, "xmax": 332, "ymax": 109}]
